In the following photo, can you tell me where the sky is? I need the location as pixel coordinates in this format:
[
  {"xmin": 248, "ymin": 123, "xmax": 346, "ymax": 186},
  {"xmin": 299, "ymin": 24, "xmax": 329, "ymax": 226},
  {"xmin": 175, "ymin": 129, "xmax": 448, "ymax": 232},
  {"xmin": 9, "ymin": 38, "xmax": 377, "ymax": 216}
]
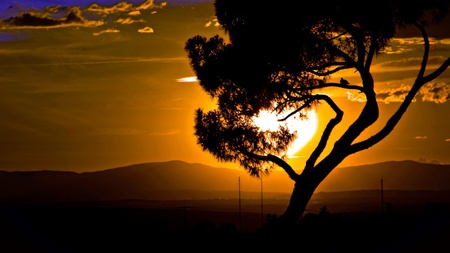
[{"xmin": 0, "ymin": 0, "xmax": 449, "ymax": 173}]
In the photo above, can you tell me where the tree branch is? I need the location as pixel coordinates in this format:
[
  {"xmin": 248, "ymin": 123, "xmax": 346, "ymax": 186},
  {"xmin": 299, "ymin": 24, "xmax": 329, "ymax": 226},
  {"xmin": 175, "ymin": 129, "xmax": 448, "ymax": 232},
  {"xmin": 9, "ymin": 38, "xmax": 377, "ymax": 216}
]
[
  {"xmin": 302, "ymin": 82, "xmax": 364, "ymax": 93},
  {"xmin": 415, "ymin": 21, "xmax": 429, "ymax": 79},
  {"xmin": 365, "ymin": 37, "xmax": 377, "ymax": 70},
  {"xmin": 423, "ymin": 57, "xmax": 450, "ymax": 83},
  {"xmin": 349, "ymin": 23, "xmax": 450, "ymax": 154},
  {"xmin": 304, "ymin": 95, "xmax": 343, "ymax": 171},
  {"xmin": 243, "ymin": 151, "xmax": 299, "ymax": 180}
]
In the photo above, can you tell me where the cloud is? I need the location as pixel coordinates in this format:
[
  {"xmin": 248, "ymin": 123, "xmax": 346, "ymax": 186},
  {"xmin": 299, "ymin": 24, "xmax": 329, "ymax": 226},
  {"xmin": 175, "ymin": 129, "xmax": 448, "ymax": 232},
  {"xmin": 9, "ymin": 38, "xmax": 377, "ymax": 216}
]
[
  {"xmin": 417, "ymin": 158, "xmax": 441, "ymax": 164},
  {"xmin": 138, "ymin": 26, "xmax": 154, "ymax": 33},
  {"xmin": 419, "ymin": 82, "xmax": 450, "ymax": 103},
  {"xmin": 346, "ymin": 81, "xmax": 448, "ymax": 105},
  {"xmin": 147, "ymin": 130, "xmax": 181, "ymax": 136},
  {"xmin": 95, "ymin": 127, "xmax": 151, "ymax": 136},
  {"xmin": 128, "ymin": 10, "xmax": 141, "ymax": 16},
  {"xmin": 1, "ymin": 7, "xmax": 104, "ymax": 29},
  {"xmin": 176, "ymin": 76, "xmax": 198, "ymax": 82},
  {"xmin": 376, "ymin": 57, "xmax": 423, "ymax": 68},
  {"xmin": 379, "ymin": 38, "xmax": 422, "ymax": 54},
  {"xmin": 380, "ymin": 45, "xmax": 413, "ymax": 55},
  {"xmin": 136, "ymin": 0, "xmax": 166, "ymax": 11},
  {"xmin": 375, "ymin": 84, "xmax": 413, "ymax": 104},
  {"xmin": 96, "ymin": 127, "xmax": 180, "ymax": 136},
  {"xmin": 205, "ymin": 18, "xmax": 219, "ymax": 27},
  {"xmin": 1, "ymin": 0, "xmax": 166, "ymax": 30},
  {"xmin": 445, "ymin": 139, "xmax": 450, "ymax": 142},
  {"xmin": 93, "ymin": 28, "xmax": 120, "ymax": 36},
  {"xmin": 87, "ymin": 2, "xmax": 134, "ymax": 15},
  {"xmin": 440, "ymin": 39, "xmax": 450, "ymax": 45},
  {"xmin": 415, "ymin": 136, "xmax": 428, "ymax": 140},
  {"xmin": 115, "ymin": 17, "xmax": 144, "ymax": 24},
  {"xmin": 375, "ymin": 81, "xmax": 450, "ymax": 104},
  {"xmin": 86, "ymin": 0, "xmax": 164, "ymax": 16}
]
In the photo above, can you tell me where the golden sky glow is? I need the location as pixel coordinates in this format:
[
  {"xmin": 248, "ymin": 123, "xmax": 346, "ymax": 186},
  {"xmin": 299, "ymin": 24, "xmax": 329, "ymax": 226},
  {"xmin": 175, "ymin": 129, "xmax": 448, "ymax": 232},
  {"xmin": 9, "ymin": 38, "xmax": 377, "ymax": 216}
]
[
  {"xmin": 0, "ymin": 0, "xmax": 449, "ymax": 173},
  {"xmin": 252, "ymin": 109, "xmax": 318, "ymax": 158}
]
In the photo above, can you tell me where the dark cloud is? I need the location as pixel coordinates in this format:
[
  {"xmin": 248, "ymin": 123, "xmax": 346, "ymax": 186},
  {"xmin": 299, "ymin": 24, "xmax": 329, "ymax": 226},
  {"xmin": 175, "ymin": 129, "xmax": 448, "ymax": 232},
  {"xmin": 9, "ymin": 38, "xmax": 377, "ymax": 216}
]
[
  {"xmin": 420, "ymin": 82, "xmax": 450, "ymax": 103},
  {"xmin": 1, "ymin": 7, "xmax": 102, "ymax": 28},
  {"xmin": 4, "ymin": 12, "xmax": 62, "ymax": 26},
  {"xmin": 0, "ymin": 0, "xmax": 166, "ymax": 30}
]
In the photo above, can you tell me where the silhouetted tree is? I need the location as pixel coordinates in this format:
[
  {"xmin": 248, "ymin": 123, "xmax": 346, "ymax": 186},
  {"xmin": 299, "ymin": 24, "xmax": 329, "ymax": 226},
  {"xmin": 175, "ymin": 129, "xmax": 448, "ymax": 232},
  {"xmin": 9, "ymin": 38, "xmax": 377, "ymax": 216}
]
[{"xmin": 185, "ymin": 0, "xmax": 450, "ymax": 226}]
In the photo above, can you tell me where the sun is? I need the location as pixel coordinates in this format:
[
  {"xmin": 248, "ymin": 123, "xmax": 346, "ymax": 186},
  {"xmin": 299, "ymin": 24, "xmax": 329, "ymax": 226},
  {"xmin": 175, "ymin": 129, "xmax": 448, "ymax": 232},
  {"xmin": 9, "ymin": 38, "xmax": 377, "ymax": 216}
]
[{"xmin": 252, "ymin": 109, "xmax": 318, "ymax": 157}]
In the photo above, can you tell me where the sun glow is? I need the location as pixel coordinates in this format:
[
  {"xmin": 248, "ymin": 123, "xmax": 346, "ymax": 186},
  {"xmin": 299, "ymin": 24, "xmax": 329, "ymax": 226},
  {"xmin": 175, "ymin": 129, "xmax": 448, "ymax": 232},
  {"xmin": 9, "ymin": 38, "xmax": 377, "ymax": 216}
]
[{"xmin": 252, "ymin": 109, "xmax": 318, "ymax": 157}]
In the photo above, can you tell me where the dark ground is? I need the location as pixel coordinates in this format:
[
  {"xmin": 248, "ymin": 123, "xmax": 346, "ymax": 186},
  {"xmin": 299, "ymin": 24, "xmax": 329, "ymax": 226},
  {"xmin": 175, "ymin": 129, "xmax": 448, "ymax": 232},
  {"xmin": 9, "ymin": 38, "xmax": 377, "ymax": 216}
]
[{"xmin": 1, "ymin": 196, "xmax": 449, "ymax": 253}]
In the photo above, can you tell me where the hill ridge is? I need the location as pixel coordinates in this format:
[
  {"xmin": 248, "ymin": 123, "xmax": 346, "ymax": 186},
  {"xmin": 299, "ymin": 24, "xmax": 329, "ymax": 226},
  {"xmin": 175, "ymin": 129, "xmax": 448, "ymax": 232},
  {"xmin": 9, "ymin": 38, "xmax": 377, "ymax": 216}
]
[{"xmin": 0, "ymin": 160, "xmax": 449, "ymax": 203}]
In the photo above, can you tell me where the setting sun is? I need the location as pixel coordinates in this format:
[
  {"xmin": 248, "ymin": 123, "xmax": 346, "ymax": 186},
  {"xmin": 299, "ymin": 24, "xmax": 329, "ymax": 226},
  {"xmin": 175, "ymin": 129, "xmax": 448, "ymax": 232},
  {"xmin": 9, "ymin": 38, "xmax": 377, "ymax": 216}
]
[{"xmin": 252, "ymin": 109, "xmax": 318, "ymax": 157}]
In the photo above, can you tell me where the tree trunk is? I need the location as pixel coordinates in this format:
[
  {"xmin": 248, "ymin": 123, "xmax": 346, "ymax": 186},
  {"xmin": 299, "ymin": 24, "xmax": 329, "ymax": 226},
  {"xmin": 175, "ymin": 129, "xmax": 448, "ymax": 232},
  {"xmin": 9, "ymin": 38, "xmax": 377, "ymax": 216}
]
[{"xmin": 279, "ymin": 173, "xmax": 320, "ymax": 225}]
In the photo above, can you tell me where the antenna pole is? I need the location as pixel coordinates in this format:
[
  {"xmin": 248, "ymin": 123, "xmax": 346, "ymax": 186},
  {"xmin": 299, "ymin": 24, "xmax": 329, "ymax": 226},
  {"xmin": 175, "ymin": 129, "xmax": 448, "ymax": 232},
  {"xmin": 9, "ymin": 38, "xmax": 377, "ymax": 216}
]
[
  {"xmin": 183, "ymin": 203, "xmax": 188, "ymax": 229},
  {"xmin": 381, "ymin": 178, "xmax": 384, "ymax": 215},
  {"xmin": 238, "ymin": 176, "xmax": 241, "ymax": 232},
  {"xmin": 260, "ymin": 175, "xmax": 264, "ymax": 224}
]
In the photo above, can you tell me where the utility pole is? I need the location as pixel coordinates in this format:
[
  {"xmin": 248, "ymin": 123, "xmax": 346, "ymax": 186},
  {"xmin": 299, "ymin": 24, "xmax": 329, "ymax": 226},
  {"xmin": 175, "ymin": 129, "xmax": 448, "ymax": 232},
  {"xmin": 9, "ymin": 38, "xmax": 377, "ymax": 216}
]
[
  {"xmin": 381, "ymin": 178, "xmax": 384, "ymax": 215},
  {"xmin": 238, "ymin": 176, "xmax": 241, "ymax": 232},
  {"xmin": 260, "ymin": 175, "xmax": 264, "ymax": 224}
]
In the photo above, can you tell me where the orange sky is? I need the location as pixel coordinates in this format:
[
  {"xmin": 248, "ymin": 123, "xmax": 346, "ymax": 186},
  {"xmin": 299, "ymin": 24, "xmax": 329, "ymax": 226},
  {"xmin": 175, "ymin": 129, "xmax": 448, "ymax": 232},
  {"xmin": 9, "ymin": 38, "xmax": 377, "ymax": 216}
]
[{"xmin": 0, "ymin": 0, "xmax": 449, "ymax": 172}]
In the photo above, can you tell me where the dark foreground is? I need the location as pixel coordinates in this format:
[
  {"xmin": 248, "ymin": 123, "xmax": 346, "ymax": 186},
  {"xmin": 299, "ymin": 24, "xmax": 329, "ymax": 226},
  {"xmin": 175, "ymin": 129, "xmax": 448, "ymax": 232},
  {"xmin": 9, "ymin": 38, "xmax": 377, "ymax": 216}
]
[{"xmin": 1, "ymin": 198, "xmax": 449, "ymax": 253}]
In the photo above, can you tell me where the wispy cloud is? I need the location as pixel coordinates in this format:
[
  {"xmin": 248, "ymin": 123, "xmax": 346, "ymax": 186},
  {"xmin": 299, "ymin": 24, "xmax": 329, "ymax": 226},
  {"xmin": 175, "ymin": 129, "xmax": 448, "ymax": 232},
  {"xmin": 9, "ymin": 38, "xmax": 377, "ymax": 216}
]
[
  {"xmin": 176, "ymin": 76, "xmax": 198, "ymax": 82},
  {"xmin": 374, "ymin": 56, "xmax": 447, "ymax": 70},
  {"xmin": 95, "ymin": 127, "xmax": 150, "ymax": 136},
  {"xmin": 147, "ymin": 130, "xmax": 181, "ymax": 136},
  {"xmin": 0, "ymin": 57, "xmax": 187, "ymax": 68},
  {"xmin": 93, "ymin": 28, "xmax": 120, "ymax": 36},
  {"xmin": 115, "ymin": 17, "xmax": 144, "ymax": 24}
]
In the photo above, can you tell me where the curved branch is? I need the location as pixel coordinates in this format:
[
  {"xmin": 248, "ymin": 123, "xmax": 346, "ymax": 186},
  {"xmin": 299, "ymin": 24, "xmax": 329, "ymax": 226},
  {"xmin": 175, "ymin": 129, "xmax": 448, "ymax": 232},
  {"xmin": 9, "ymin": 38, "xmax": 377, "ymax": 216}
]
[
  {"xmin": 266, "ymin": 154, "xmax": 299, "ymax": 180},
  {"xmin": 349, "ymin": 23, "xmax": 450, "ymax": 154},
  {"xmin": 307, "ymin": 62, "xmax": 354, "ymax": 76},
  {"xmin": 415, "ymin": 21, "xmax": 430, "ymax": 79},
  {"xmin": 423, "ymin": 56, "xmax": 450, "ymax": 82},
  {"xmin": 303, "ymin": 82, "xmax": 364, "ymax": 93},
  {"xmin": 304, "ymin": 95, "xmax": 343, "ymax": 172},
  {"xmin": 365, "ymin": 37, "xmax": 377, "ymax": 70},
  {"xmin": 349, "ymin": 81, "xmax": 419, "ymax": 154},
  {"xmin": 244, "ymin": 151, "xmax": 299, "ymax": 180}
]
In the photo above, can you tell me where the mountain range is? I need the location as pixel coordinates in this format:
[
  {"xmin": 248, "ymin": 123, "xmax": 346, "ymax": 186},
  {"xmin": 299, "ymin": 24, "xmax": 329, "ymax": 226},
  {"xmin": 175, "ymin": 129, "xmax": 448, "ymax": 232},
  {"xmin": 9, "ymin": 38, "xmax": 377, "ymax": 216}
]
[{"xmin": 0, "ymin": 160, "xmax": 449, "ymax": 203}]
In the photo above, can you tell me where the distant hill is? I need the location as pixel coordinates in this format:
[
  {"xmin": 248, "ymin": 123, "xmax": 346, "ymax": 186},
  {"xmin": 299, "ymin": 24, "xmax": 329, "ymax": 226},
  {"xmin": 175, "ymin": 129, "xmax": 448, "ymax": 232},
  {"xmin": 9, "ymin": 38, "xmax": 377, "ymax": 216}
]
[
  {"xmin": 318, "ymin": 160, "xmax": 450, "ymax": 191},
  {"xmin": 0, "ymin": 160, "xmax": 449, "ymax": 203}
]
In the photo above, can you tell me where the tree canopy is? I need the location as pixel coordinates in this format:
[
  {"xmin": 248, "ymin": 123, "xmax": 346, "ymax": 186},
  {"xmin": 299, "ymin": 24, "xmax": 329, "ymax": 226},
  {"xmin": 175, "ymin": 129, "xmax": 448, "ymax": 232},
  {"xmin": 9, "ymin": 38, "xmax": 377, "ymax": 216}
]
[{"xmin": 185, "ymin": 0, "xmax": 450, "ymax": 224}]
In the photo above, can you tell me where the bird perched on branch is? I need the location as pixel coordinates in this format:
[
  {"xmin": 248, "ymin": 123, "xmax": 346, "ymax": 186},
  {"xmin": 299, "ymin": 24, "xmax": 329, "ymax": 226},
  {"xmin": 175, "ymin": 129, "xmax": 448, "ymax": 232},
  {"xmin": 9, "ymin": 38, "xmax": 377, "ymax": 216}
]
[{"xmin": 340, "ymin": 78, "xmax": 349, "ymax": 85}]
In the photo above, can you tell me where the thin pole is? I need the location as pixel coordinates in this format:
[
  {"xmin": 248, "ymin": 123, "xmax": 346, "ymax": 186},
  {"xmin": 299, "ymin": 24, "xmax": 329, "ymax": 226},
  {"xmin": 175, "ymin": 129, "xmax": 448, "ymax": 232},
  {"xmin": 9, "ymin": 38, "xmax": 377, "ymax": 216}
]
[
  {"xmin": 260, "ymin": 175, "xmax": 264, "ymax": 224},
  {"xmin": 381, "ymin": 178, "xmax": 384, "ymax": 215},
  {"xmin": 238, "ymin": 176, "xmax": 241, "ymax": 232},
  {"xmin": 183, "ymin": 203, "xmax": 187, "ymax": 229}
]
